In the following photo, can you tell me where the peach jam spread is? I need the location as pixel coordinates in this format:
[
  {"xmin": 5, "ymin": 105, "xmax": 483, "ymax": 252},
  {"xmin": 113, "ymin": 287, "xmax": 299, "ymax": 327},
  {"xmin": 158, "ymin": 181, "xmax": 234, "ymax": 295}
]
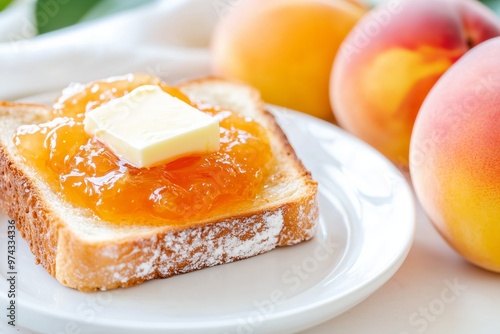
[{"xmin": 14, "ymin": 74, "xmax": 274, "ymax": 222}]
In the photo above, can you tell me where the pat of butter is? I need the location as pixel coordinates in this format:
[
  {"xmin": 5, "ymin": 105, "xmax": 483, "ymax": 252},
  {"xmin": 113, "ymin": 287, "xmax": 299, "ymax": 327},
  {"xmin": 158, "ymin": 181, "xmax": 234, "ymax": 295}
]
[{"xmin": 84, "ymin": 85, "xmax": 220, "ymax": 168}]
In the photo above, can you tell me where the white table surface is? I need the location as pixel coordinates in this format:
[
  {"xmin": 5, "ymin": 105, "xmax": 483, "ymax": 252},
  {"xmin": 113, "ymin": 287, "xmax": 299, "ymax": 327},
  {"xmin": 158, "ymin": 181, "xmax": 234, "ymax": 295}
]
[{"xmin": 2, "ymin": 195, "xmax": 499, "ymax": 334}]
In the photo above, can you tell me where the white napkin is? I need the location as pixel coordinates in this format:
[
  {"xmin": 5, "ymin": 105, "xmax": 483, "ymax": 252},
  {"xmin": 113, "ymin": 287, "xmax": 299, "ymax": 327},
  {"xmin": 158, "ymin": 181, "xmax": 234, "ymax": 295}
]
[{"xmin": 0, "ymin": 0, "xmax": 221, "ymax": 100}]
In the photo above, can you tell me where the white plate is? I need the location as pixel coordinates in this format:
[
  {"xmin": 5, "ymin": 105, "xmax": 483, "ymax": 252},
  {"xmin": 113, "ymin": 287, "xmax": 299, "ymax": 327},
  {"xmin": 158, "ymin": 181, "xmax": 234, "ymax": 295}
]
[{"xmin": 0, "ymin": 105, "xmax": 415, "ymax": 334}]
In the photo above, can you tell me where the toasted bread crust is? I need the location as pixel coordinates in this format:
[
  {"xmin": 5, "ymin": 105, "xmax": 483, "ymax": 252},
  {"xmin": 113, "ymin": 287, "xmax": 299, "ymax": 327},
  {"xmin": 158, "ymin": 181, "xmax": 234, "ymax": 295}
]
[
  {"xmin": 0, "ymin": 78, "xmax": 319, "ymax": 292},
  {"xmin": 262, "ymin": 108, "xmax": 318, "ymax": 245},
  {"xmin": 0, "ymin": 102, "xmax": 60, "ymax": 276},
  {"xmin": 0, "ymin": 146, "xmax": 60, "ymax": 276}
]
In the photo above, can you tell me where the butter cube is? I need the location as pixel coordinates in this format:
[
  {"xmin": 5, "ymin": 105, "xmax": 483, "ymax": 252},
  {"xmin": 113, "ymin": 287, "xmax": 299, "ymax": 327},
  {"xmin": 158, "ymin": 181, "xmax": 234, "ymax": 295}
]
[{"xmin": 84, "ymin": 85, "xmax": 220, "ymax": 168}]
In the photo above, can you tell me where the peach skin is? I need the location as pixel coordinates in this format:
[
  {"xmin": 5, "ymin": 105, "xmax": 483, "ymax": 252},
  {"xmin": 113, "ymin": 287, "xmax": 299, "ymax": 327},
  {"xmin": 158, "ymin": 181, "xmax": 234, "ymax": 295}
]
[
  {"xmin": 211, "ymin": 0, "xmax": 367, "ymax": 121},
  {"xmin": 331, "ymin": 0, "xmax": 500, "ymax": 167},
  {"xmin": 410, "ymin": 37, "xmax": 500, "ymax": 273}
]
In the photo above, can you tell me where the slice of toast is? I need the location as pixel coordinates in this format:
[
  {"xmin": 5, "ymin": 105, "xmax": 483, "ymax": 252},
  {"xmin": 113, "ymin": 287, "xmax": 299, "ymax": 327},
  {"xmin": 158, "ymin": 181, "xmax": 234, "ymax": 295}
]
[{"xmin": 0, "ymin": 78, "xmax": 318, "ymax": 292}]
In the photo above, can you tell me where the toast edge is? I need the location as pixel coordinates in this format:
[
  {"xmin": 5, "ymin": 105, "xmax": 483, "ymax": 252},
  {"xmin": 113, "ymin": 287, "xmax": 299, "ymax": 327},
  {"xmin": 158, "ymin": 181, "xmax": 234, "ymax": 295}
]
[
  {"xmin": 56, "ymin": 191, "xmax": 318, "ymax": 292},
  {"xmin": 0, "ymin": 145, "xmax": 60, "ymax": 277}
]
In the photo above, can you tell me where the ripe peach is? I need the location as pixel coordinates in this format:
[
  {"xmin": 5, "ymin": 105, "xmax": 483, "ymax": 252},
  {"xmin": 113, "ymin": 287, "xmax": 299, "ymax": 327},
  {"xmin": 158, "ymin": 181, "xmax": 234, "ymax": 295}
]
[
  {"xmin": 332, "ymin": 0, "xmax": 500, "ymax": 167},
  {"xmin": 211, "ymin": 0, "xmax": 367, "ymax": 121},
  {"xmin": 410, "ymin": 38, "xmax": 500, "ymax": 272}
]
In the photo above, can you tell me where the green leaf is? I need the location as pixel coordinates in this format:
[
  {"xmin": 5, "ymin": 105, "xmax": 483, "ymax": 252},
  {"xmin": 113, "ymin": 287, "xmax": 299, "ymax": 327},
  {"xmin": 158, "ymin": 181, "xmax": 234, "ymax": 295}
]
[
  {"xmin": 480, "ymin": 0, "xmax": 500, "ymax": 16},
  {"xmin": 80, "ymin": 0, "xmax": 155, "ymax": 22},
  {"xmin": 36, "ymin": 0, "xmax": 102, "ymax": 34},
  {"xmin": 0, "ymin": 0, "xmax": 13, "ymax": 12},
  {"xmin": 35, "ymin": 0, "xmax": 156, "ymax": 35}
]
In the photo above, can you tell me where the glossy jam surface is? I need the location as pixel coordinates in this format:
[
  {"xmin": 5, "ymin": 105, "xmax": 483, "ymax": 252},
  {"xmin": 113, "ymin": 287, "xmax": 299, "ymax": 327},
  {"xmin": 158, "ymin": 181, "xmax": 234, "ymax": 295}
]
[{"xmin": 14, "ymin": 74, "xmax": 273, "ymax": 222}]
